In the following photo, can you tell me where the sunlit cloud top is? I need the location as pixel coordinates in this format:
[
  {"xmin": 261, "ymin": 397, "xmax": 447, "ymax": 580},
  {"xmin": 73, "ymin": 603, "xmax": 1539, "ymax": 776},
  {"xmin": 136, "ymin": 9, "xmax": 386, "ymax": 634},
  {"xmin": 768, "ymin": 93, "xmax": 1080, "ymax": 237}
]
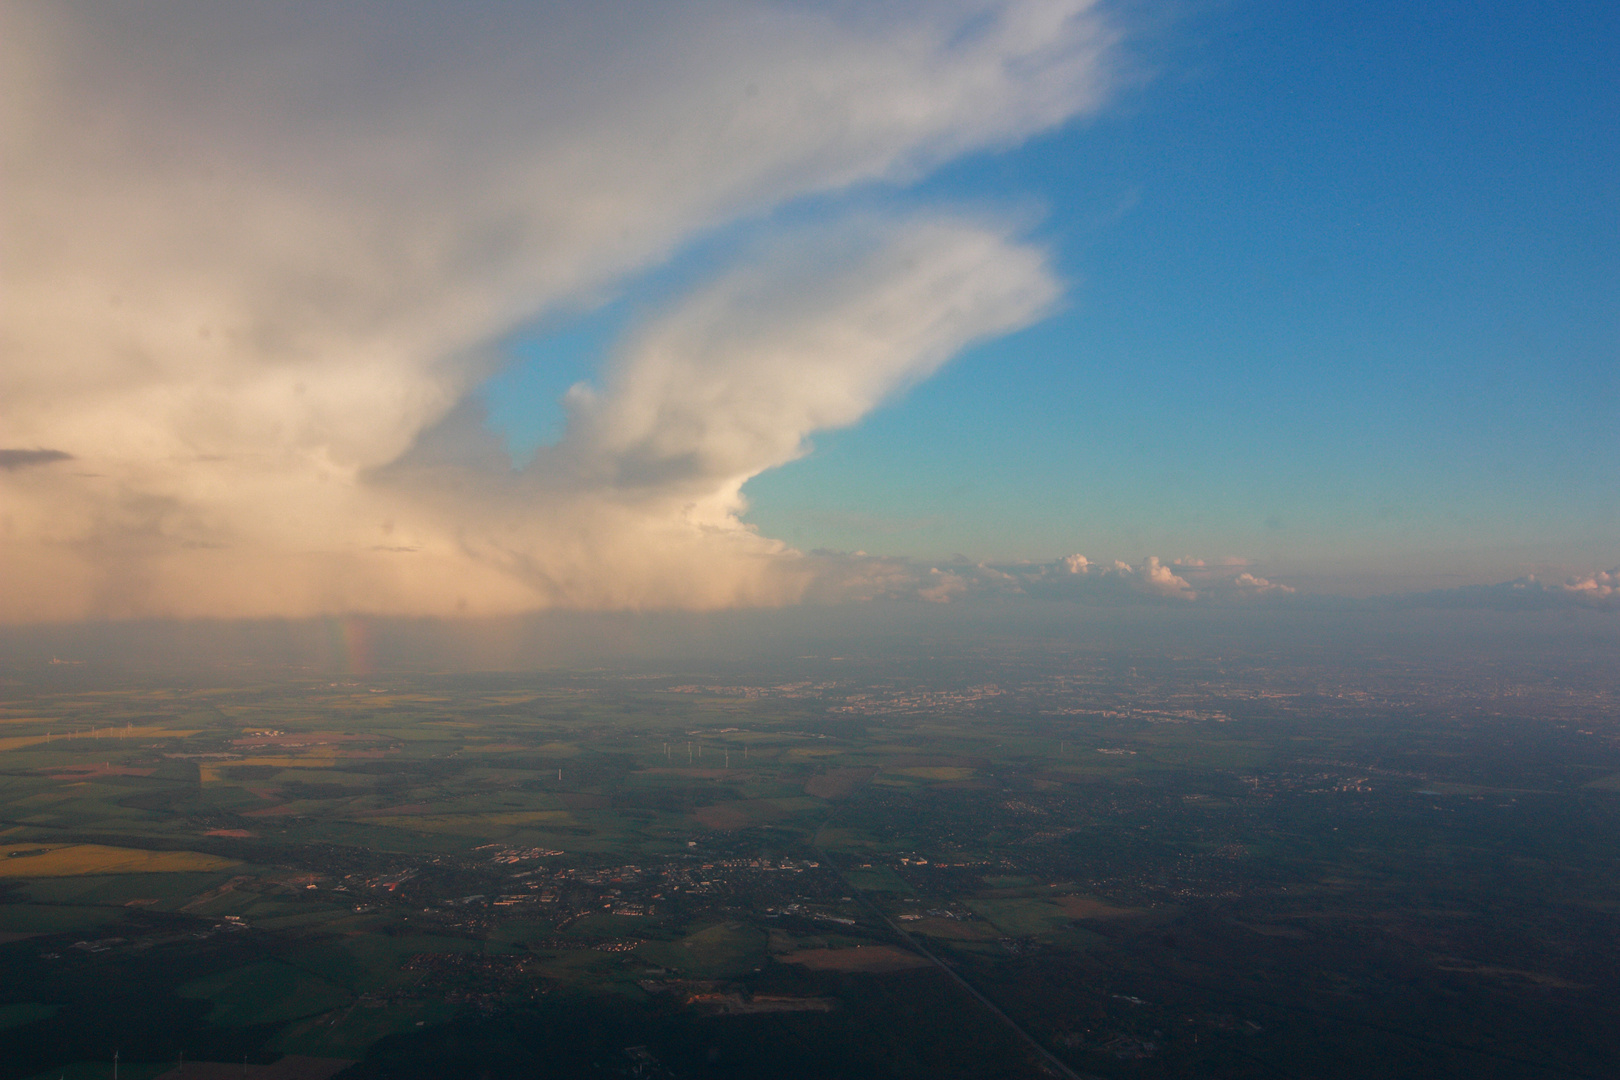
[{"xmin": 0, "ymin": 0, "xmax": 1113, "ymax": 620}]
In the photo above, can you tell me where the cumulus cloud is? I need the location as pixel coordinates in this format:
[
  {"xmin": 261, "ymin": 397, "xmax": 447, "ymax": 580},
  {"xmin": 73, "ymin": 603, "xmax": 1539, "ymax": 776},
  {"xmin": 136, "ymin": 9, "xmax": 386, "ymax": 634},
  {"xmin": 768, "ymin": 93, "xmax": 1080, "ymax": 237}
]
[
  {"xmin": 382, "ymin": 214, "xmax": 1059, "ymax": 611},
  {"xmin": 1562, "ymin": 569, "xmax": 1620, "ymax": 603},
  {"xmin": 0, "ymin": 1, "xmax": 1113, "ymax": 621},
  {"xmin": 1397, "ymin": 571, "xmax": 1620, "ymax": 612},
  {"xmin": 1165, "ymin": 558, "xmax": 1293, "ymax": 597},
  {"xmin": 1020, "ymin": 554, "xmax": 1198, "ymax": 602},
  {"xmin": 1135, "ymin": 556, "xmax": 1198, "ymax": 599}
]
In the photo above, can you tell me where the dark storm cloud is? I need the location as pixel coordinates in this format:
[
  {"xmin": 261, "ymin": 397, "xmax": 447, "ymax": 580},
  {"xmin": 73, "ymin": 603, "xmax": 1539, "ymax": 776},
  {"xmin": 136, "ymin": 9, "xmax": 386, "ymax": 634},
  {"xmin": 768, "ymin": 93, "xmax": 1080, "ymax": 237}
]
[{"xmin": 0, "ymin": 448, "xmax": 74, "ymax": 470}]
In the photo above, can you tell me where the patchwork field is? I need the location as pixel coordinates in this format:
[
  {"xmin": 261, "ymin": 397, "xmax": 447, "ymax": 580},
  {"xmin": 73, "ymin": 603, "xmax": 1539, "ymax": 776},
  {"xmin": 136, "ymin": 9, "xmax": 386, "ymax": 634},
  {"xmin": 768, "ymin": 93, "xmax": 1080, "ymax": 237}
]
[{"xmin": 0, "ymin": 657, "xmax": 1614, "ymax": 1080}]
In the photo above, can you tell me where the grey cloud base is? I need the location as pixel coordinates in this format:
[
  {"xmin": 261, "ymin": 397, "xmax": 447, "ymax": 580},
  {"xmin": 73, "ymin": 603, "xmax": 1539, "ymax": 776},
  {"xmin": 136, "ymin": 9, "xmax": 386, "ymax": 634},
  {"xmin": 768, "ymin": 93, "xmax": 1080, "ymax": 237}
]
[{"xmin": 0, "ymin": 449, "xmax": 74, "ymax": 470}]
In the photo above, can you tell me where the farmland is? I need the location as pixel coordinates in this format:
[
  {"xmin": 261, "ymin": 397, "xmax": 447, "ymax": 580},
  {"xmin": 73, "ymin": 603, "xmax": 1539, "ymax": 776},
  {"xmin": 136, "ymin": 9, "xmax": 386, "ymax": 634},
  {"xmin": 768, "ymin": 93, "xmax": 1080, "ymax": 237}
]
[{"xmin": 0, "ymin": 651, "xmax": 1617, "ymax": 1078}]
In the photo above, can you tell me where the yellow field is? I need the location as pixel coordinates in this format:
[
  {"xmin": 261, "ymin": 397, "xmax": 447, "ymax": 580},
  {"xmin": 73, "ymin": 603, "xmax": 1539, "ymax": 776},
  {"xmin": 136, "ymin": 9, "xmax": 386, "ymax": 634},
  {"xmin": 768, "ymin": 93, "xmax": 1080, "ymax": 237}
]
[
  {"xmin": 782, "ymin": 747, "xmax": 844, "ymax": 761},
  {"xmin": 199, "ymin": 758, "xmax": 342, "ymax": 782},
  {"xmin": 0, "ymin": 843, "xmax": 239, "ymax": 877},
  {"xmin": 0, "ymin": 727, "xmax": 201, "ymax": 752},
  {"xmin": 889, "ymin": 766, "xmax": 974, "ymax": 781},
  {"xmin": 359, "ymin": 811, "xmax": 573, "ymax": 832}
]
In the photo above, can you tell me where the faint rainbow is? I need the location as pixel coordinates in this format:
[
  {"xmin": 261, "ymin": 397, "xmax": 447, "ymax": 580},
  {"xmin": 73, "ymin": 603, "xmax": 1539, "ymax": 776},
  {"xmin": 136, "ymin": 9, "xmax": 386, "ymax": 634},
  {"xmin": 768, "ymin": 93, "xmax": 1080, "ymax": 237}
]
[{"xmin": 326, "ymin": 616, "xmax": 373, "ymax": 675}]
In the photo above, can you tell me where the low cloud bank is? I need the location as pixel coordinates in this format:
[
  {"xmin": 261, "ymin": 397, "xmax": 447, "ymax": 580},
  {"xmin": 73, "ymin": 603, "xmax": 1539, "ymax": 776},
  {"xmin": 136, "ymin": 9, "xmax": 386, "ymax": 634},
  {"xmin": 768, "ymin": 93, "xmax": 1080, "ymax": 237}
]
[
  {"xmin": 1396, "ymin": 571, "xmax": 1620, "ymax": 612},
  {"xmin": 805, "ymin": 552, "xmax": 1297, "ymax": 606},
  {"xmin": 803, "ymin": 554, "xmax": 1620, "ymax": 613}
]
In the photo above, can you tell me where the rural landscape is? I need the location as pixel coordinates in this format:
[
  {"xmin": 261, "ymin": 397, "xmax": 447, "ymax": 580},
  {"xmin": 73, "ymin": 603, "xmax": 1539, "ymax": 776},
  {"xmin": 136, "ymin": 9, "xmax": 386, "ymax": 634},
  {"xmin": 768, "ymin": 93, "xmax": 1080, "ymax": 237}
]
[
  {"xmin": 5, "ymin": 2, "xmax": 1616, "ymax": 1078},
  {"xmin": 1, "ymin": 646, "xmax": 1615, "ymax": 1079}
]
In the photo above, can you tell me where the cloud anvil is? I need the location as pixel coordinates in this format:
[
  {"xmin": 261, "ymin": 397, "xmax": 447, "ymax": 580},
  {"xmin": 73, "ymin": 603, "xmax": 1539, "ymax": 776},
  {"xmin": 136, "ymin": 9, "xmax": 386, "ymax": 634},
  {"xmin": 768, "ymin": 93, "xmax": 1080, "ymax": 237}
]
[{"xmin": 0, "ymin": 0, "xmax": 1113, "ymax": 621}]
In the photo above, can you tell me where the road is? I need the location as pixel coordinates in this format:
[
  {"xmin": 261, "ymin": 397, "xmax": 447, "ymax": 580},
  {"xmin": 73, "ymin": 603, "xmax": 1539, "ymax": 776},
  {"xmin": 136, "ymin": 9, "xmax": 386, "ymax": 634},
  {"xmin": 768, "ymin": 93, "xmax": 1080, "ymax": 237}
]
[
  {"xmin": 839, "ymin": 882, "xmax": 1102, "ymax": 1080},
  {"xmin": 810, "ymin": 769, "xmax": 1100, "ymax": 1080}
]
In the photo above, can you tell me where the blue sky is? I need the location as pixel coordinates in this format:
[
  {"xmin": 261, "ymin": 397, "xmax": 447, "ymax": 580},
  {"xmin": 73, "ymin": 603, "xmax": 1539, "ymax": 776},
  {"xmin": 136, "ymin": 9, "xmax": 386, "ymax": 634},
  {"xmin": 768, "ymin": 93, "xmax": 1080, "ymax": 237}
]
[{"xmin": 485, "ymin": 1, "xmax": 1618, "ymax": 594}]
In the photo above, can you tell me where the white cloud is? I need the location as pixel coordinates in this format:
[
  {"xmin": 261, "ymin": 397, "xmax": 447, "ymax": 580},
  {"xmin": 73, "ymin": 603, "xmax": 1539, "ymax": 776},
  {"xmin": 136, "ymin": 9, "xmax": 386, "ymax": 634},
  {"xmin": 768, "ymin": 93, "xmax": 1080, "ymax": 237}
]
[
  {"xmin": 1135, "ymin": 556, "xmax": 1198, "ymax": 599},
  {"xmin": 384, "ymin": 214, "xmax": 1060, "ymax": 612},
  {"xmin": 1032, "ymin": 553, "xmax": 1197, "ymax": 602},
  {"xmin": 563, "ymin": 217, "xmax": 1056, "ymax": 501},
  {"xmin": 1561, "ymin": 569, "xmax": 1619, "ymax": 602},
  {"xmin": 1229, "ymin": 572, "xmax": 1295, "ymax": 597},
  {"xmin": 1061, "ymin": 554, "xmax": 1091, "ymax": 574},
  {"xmin": 0, "ymin": 1, "xmax": 1114, "ymax": 621}
]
